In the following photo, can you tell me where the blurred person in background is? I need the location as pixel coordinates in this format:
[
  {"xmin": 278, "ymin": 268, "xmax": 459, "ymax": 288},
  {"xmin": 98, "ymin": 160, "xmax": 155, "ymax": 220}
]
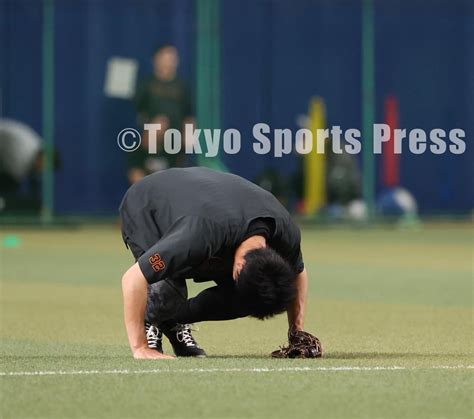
[
  {"xmin": 0, "ymin": 119, "xmax": 60, "ymax": 214},
  {"xmin": 129, "ymin": 45, "xmax": 194, "ymax": 184},
  {"xmin": 254, "ymin": 168, "xmax": 289, "ymax": 207},
  {"xmin": 325, "ymin": 139, "xmax": 361, "ymax": 206}
]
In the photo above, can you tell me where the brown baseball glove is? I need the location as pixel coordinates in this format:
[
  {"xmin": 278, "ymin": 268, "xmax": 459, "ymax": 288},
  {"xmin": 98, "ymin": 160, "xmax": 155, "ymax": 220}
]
[{"xmin": 271, "ymin": 329, "xmax": 323, "ymax": 358}]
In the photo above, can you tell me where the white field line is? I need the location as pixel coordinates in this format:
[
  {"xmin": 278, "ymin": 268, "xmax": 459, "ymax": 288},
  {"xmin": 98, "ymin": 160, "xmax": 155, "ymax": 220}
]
[{"xmin": 1, "ymin": 365, "xmax": 473, "ymax": 377}]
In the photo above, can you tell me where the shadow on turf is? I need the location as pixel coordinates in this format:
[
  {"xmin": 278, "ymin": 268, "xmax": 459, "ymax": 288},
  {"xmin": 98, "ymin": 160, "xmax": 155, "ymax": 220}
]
[
  {"xmin": 327, "ymin": 352, "xmax": 472, "ymax": 360},
  {"xmin": 1, "ymin": 354, "xmax": 272, "ymax": 361},
  {"xmin": 3, "ymin": 353, "xmax": 471, "ymax": 361},
  {"xmin": 207, "ymin": 352, "xmax": 473, "ymax": 361},
  {"xmin": 205, "ymin": 355, "xmax": 273, "ymax": 359},
  {"xmin": 0, "ymin": 354, "xmax": 130, "ymax": 361}
]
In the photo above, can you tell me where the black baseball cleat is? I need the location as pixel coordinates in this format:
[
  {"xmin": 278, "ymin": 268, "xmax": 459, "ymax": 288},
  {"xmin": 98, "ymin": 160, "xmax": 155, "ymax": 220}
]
[
  {"xmin": 145, "ymin": 322, "xmax": 163, "ymax": 353},
  {"xmin": 162, "ymin": 323, "xmax": 207, "ymax": 357}
]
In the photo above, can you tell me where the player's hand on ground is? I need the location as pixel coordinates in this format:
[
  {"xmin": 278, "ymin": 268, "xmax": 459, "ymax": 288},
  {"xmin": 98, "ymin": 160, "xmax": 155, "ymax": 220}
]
[
  {"xmin": 289, "ymin": 330, "xmax": 324, "ymax": 357},
  {"xmin": 133, "ymin": 347, "xmax": 175, "ymax": 360},
  {"xmin": 271, "ymin": 330, "xmax": 323, "ymax": 358}
]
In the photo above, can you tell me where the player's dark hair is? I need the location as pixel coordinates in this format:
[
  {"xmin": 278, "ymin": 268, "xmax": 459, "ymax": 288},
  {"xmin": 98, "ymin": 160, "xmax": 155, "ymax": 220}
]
[{"xmin": 236, "ymin": 247, "xmax": 297, "ymax": 320}]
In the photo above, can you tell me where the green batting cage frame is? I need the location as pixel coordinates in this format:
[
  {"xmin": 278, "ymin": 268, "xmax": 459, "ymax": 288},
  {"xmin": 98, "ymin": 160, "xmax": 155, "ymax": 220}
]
[
  {"xmin": 41, "ymin": 0, "xmax": 55, "ymax": 224},
  {"xmin": 361, "ymin": 0, "xmax": 376, "ymax": 222}
]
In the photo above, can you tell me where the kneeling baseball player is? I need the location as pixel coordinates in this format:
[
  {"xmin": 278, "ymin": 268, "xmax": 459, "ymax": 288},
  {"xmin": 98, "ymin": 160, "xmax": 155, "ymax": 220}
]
[{"xmin": 120, "ymin": 167, "xmax": 322, "ymax": 359}]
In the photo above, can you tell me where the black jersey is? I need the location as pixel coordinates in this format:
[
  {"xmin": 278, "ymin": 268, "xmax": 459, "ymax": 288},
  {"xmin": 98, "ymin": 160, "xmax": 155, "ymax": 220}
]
[{"xmin": 119, "ymin": 167, "xmax": 304, "ymax": 284}]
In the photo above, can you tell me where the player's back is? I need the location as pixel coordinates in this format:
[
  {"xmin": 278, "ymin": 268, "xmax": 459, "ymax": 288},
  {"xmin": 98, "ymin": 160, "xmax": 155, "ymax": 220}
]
[
  {"xmin": 120, "ymin": 167, "xmax": 286, "ymax": 229},
  {"xmin": 121, "ymin": 167, "xmax": 285, "ymax": 222}
]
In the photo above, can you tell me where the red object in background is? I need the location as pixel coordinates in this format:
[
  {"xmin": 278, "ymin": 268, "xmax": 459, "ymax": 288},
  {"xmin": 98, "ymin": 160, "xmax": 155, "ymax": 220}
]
[{"xmin": 383, "ymin": 95, "xmax": 400, "ymax": 187}]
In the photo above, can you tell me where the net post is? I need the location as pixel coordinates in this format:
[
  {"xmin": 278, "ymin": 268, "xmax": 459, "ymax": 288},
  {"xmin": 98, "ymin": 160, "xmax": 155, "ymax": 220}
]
[
  {"xmin": 362, "ymin": 0, "xmax": 375, "ymax": 221},
  {"xmin": 41, "ymin": 0, "xmax": 55, "ymax": 224}
]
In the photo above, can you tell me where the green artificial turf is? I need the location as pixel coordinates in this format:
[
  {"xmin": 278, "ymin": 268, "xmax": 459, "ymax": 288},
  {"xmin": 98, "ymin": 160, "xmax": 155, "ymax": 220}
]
[{"xmin": 0, "ymin": 224, "xmax": 473, "ymax": 418}]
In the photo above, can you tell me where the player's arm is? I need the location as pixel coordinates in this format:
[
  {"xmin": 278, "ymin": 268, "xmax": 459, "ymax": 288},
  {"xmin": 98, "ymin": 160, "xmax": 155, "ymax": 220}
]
[
  {"xmin": 283, "ymin": 221, "xmax": 307, "ymax": 333},
  {"xmin": 122, "ymin": 216, "xmax": 224, "ymax": 359},
  {"xmin": 122, "ymin": 263, "xmax": 174, "ymax": 359},
  {"xmin": 287, "ymin": 268, "xmax": 308, "ymax": 331},
  {"xmin": 273, "ymin": 222, "xmax": 323, "ymax": 358}
]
